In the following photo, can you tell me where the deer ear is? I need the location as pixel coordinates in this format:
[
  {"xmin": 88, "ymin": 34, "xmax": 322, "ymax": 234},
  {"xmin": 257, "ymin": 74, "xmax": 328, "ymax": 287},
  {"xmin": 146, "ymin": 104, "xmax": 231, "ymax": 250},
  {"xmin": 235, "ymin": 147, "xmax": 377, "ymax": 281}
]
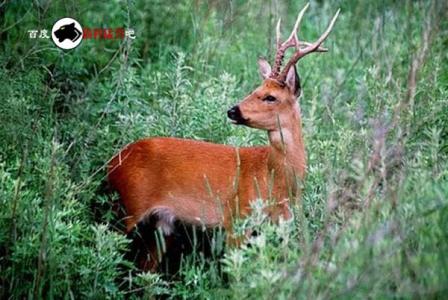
[
  {"xmin": 258, "ymin": 58, "xmax": 272, "ymax": 79},
  {"xmin": 285, "ymin": 65, "xmax": 301, "ymax": 98}
]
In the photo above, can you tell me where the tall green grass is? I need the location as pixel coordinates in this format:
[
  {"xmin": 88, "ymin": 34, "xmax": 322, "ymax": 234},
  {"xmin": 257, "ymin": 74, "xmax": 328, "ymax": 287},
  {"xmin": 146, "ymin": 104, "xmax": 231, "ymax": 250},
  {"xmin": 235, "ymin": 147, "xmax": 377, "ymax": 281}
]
[{"xmin": 0, "ymin": 0, "xmax": 447, "ymax": 298}]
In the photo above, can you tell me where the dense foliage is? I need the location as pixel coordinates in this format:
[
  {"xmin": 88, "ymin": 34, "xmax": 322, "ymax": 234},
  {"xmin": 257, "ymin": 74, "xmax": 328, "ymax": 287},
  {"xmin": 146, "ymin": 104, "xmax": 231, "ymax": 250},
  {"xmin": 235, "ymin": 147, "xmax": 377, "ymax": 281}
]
[{"xmin": 1, "ymin": 0, "xmax": 447, "ymax": 298}]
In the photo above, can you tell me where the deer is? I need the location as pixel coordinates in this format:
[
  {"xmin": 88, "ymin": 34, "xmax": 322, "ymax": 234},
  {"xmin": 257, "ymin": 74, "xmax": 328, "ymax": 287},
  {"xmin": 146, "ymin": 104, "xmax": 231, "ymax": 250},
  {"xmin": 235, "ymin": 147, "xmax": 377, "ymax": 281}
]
[{"xmin": 108, "ymin": 4, "xmax": 339, "ymax": 271}]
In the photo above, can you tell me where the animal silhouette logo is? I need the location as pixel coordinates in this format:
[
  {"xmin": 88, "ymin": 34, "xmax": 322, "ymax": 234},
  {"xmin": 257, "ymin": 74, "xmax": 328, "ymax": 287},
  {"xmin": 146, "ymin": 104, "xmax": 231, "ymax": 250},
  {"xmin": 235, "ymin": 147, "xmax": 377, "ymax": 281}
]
[
  {"xmin": 54, "ymin": 23, "xmax": 81, "ymax": 43},
  {"xmin": 51, "ymin": 18, "xmax": 83, "ymax": 50}
]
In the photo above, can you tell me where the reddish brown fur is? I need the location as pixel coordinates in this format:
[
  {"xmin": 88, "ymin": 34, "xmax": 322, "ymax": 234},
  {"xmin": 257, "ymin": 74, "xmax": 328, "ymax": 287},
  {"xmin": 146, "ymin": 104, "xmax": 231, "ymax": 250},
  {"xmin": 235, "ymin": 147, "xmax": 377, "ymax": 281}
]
[{"xmin": 108, "ymin": 133, "xmax": 303, "ymax": 227}]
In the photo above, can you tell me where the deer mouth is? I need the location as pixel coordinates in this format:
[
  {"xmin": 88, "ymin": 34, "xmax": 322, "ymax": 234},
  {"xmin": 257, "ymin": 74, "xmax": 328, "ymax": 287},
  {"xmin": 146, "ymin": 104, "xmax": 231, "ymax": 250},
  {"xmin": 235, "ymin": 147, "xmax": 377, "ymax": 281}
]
[{"xmin": 231, "ymin": 117, "xmax": 249, "ymax": 125}]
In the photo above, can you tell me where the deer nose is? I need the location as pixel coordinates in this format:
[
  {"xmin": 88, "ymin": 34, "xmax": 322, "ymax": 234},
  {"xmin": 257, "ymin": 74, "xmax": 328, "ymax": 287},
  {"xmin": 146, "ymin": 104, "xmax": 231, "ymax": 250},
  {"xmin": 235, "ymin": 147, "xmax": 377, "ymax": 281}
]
[{"xmin": 227, "ymin": 106, "xmax": 242, "ymax": 121}]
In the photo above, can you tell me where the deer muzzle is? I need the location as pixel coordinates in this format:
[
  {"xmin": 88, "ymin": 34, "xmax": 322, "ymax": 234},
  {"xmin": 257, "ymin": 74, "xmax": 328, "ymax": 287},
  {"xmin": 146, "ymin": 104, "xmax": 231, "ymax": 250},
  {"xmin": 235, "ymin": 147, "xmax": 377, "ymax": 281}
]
[{"xmin": 227, "ymin": 105, "xmax": 247, "ymax": 125}]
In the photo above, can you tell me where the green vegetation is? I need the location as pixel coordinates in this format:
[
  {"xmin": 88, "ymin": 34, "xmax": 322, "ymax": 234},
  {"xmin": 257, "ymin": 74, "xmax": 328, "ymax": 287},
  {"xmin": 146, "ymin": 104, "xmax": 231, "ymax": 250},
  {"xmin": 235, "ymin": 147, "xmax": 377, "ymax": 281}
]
[{"xmin": 1, "ymin": 0, "xmax": 447, "ymax": 298}]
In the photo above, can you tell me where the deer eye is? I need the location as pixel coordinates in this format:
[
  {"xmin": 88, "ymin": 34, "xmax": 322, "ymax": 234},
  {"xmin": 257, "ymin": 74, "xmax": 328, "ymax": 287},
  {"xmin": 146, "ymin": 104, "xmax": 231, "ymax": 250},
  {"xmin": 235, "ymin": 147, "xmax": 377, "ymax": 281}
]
[{"xmin": 263, "ymin": 95, "xmax": 277, "ymax": 102}]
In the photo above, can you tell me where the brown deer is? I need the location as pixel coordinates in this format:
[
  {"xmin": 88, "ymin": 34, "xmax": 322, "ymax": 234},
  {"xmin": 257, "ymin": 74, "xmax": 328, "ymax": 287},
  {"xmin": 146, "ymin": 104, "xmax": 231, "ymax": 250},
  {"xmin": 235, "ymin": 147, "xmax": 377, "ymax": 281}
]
[{"xmin": 108, "ymin": 4, "xmax": 339, "ymax": 271}]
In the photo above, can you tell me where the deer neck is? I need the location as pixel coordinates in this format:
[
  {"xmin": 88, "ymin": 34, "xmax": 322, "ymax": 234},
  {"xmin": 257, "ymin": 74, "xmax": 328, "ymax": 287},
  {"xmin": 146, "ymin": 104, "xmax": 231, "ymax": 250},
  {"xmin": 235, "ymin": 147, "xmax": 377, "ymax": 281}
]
[{"xmin": 267, "ymin": 103, "xmax": 306, "ymax": 196}]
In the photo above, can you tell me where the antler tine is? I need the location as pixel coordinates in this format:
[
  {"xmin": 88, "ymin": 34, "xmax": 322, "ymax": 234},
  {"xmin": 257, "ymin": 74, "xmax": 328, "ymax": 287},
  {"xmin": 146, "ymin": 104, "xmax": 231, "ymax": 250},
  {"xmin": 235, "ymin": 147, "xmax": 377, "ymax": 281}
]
[
  {"xmin": 270, "ymin": 3, "xmax": 310, "ymax": 78},
  {"xmin": 303, "ymin": 8, "xmax": 340, "ymax": 54},
  {"xmin": 300, "ymin": 41, "xmax": 328, "ymax": 52},
  {"xmin": 278, "ymin": 9, "xmax": 340, "ymax": 81},
  {"xmin": 287, "ymin": 2, "xmax": 310, "ymax": 48},
  {"xmin": 275, "ymin": 18, "xmax": 281, "ymax": 48}
]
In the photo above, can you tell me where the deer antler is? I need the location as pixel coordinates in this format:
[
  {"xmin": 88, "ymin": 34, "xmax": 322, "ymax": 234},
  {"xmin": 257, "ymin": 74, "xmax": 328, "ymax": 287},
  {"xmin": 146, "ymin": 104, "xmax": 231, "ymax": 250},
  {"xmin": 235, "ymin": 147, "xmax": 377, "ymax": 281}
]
[{"xmin": 270, "ymin": 3, "xmax": 340, "ymax": 81}]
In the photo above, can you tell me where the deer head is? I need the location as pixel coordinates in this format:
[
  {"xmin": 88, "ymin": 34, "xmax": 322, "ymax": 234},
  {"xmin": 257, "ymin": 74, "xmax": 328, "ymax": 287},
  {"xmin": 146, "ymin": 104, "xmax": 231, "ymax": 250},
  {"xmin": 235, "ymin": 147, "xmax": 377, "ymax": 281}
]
[{"xmin": 227, "ymin": 4, "xmax": 339, "ymax": 131}]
